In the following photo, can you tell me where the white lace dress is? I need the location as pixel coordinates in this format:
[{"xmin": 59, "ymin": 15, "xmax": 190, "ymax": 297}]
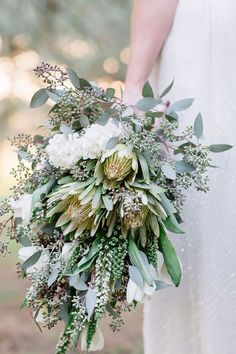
[{"xmin": 144, "ymin": 1, "xmax": 236, "ymax": 353}]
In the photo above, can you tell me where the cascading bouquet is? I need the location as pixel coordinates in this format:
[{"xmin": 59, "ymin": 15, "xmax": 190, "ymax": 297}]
[{"xmin": 0, "ymin": 62, "xmax": 232, "ymax": 353}]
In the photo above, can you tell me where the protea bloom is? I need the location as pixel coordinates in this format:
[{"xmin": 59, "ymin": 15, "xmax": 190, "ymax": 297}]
[
  {"xmin": 46, "ymin": 180, "xmax": 98, "ymax": 237},
  {"xmin": 101, "ymin": 144, "xmax": 138, "ymax": 182},
  {"xmin": 120, "ymin": 189, "xmax": 148, "ymax": 230}
]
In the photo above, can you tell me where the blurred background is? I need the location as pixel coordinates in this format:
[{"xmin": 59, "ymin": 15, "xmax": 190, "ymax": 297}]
[{"xmin": 0, "ymin": 1, "xmax": 143, "ymax": 353}]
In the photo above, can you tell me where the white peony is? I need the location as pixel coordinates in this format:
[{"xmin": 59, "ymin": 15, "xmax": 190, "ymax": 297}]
[
  {"xmin": 46, "ymin": 133, "xmax": 83, "ymax": 169},
  {"xmin": 18, "ymin": 246, "xmax": 50, "ymax": 275},
  {"xmin": 127, "ymin": 279, "xmax": 156, "ymax": 304},
  {"xmin": 81, "ymin": 324, "xmax": 104, "ymax": 351},
  {"xmin": 79, "ymin": 119, "xmax": 123, "ymax": 159},
  {"xmin": 10, "ymin": 193, "xmax": 32, "ymax": 226}
]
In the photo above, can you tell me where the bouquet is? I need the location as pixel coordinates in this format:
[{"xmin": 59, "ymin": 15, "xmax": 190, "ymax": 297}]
[{"xmin": 0, "ymin": 62, "xmax": 232, "ymax": 353}]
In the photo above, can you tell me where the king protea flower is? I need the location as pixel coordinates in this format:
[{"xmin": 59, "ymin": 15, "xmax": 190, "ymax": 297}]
[
  {"xmin": 101, "ymin": 144, "xmax": 138, "ymax": 182},
  {"xmin": 47, "ymin": 180, "xmax": 98, "ymax": 237}
]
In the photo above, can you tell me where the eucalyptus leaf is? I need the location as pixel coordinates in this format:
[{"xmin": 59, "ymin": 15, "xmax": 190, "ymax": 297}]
[
  {"xmin": 96, "ymin": 113, "xmax": 110, "ymax": 126},
  {"xmin": 69, "ymin": 274, "xmax": 88, "ymax": 290},
  {"xmin": 22, "ymin": 250, "xmax": 42, "ymax": 271},
  {"xmin": 18, "ymin": 234, "xmax": 31, "ymax": 247},
  {"xmin": 129, "ymin": 265, "xmax": 144, "ymax": 288},
  {"xmin": 105, "ymin": 87, "xmax": 115, "ymax": 100},
  {"xmin": 161, "ymin": 164, "xmax": 176, "ymax": 180},
  {"xmin": 142, "ymin": 81, "xmax": 154, "ymax": 98},
  {"xmin": 60, "ymin": 124, "xmax": 73, "ymax": 135},
  {"xmin": 176, "ymin": 160, "xmax": 195, "ymax": 173},
  {"xmin": 155, "ymin": 280, "xmax": 171, "ymax": 290},
  {"xmin": 80, "ymin": 115, "xmax": 90, "ymax": 128},
  {"xmin": 136, "ymin": 97, "xmax": 160, "ymax": 111},
  {"xmin": 30, "ymin": 88, "xmax": 49, "ymax": 108},
  {"xmin": 106, "ymin": 136, "xmax": 119, "ymax": 150},
  {"xmin": 209, "ymin": 144, "xmax": 233, "ymax": 153},
  {"xmin": 46, "ymin": 89, "xmax": 61, "ymax": 102},
  {"xmin": 158, "ymin": 226, "xmax": 182, "ymax": 286},
  {"xmin": 48, "ymin": 261, "xmax": 61, "ymax": 287},
  {"xmin": 194, "ymin": 113, "xmax": 203, "ymax": 139},
  {"xmin": 160, "ymin": 80, "xmax": 174, "ymax": 98},
  {"xmin": 71, "ymin": 238, "xmax": 100, "ymax": 275},
  {"xmin": 31, "ymin": 178, "xmax": 55, "ymax": 210},
  {"xmin": 169, "ymin": 98, "xmax": 194, "ymax": 112},
  {"xmin": 66, "ymin": 68, "xmax": 81, "ymax": 88},
  {"xmin": 86, "ymin": 288, "xmax": 97, "ymax": 319}
]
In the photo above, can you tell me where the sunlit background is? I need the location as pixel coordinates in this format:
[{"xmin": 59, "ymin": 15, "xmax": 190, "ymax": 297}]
[{"xmin": 0, "ymin": 1, "xmax": 143, "ymax": 353}]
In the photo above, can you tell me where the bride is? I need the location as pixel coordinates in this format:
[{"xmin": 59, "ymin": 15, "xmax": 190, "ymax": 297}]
[{"xmin": 125, "ymin": 1, "xmax": 236, "ymax": 354}]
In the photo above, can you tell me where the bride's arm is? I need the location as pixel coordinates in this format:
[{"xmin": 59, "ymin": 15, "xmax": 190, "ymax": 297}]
[{"xmin": 125, "ymin": 0, "xmax": 178, "ymax": 104}]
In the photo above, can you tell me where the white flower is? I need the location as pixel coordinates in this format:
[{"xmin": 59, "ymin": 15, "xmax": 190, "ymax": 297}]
[
  {"xmin": 81, "ymin": 324, "xmax": 104, "ymax": 351},
  {"xmin": 18, "ymin": 246, "xmax": 50, "ymax": 275},
  {"xmin": 61, "ymin": 242, "xmax": 73, "ymax": 261},
  {"xmin": 46, "ymin": 133, "xmax": 83, "ymax": 169},
  {"xmin": 127, "ymin": 279, "xmax": 156, "ymax": 304},
  {"xmin": 10, "ymin": 194, "xmax": 32, "ymax": 226},
  {"xmin": 79, "ymin": 119, "xmax": 123, "ymax": 159}
]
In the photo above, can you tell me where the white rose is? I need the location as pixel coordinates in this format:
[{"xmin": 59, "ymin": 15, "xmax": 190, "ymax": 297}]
[
  {"xmin": 81, "ymin": 325, "xmax": 104, "ymax": 351},
  {"xmin": 127, "ymin": 279, "xmax": 156, "ymax": 304},
  {"xmin": 46, "ymin": 133, "xmax": 83, "ymax": 169},
  {"xmin": 10, "ymin": 194, "xmax": 32, "ymax": 226},
  {"xmin": 18, "ymin": 246, "xmax": 50, "ymax": 275}
]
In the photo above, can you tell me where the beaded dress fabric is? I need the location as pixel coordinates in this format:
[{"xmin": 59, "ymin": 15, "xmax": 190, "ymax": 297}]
[{"xmin": 144, "ymin": 1, "xmax": 236, "ymax": 353}]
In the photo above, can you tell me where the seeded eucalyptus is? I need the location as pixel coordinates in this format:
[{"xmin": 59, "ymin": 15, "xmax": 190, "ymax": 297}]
[{"xmin": 0, "ymin": 63, "xmax": 232, "ymax": 353}]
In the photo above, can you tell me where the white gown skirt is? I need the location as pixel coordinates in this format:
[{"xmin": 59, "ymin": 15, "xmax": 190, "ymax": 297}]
[{"xmin": 144, "ymin": 1, "xmax": 236, "ymax": 353}]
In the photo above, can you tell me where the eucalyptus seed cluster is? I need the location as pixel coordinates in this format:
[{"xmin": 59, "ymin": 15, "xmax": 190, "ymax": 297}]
[
  {"xmin": 110, "ymin": 232, "xmax": 128, "ymax": 280},
  {"xmin": 9, "ymin": 134, "xmax": 33, "ymax": 149},
  {"xmin": 94, "ymin": 243, "xmax": 112, "ymax": 320},
  {"xmin": 34, "ymin": 62, "xmax": 68, "ymax": 89},
  {"xmin": 162, "ymin": 120, "xmax": 194, "ymax": 142},
  {"xmin": 10, "ymin": 163, "xmax": 31, "ymax": 196},
  {"xmin": 122, "ymin": 130, "xmax": 160, "ymax": 158},
  {"xmin": 86, "ymin": 317, "xmax": 98, "ymax": 350},
  {"xmin": 183, "ymin": 145, "xmax": 211, "ymax": 173},
  {"xmin": 70, "ymin": 161, "xmax": 94, "ymax": 182},
  {"xmin": 146, "ymin": 234, "xmax": 158, "ymax": 270}
]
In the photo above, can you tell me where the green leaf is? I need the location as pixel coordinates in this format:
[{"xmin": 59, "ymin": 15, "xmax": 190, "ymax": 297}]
[
  {"xmin": 163, "ymin": 215, "xmax": 185, "ymax": 234},
  {"xmin": 155, "ymin": 280, "xmax": 171, "ymax": 290},
  {"xmin": 165, "ymin": 111, "xmax": 179, "ymax": 122},
  {"xmin": 30, "ymin": 88, "xmax": 49, "ymax": 108},
  {"xmin": 105, "ymin": 87, "xmax": 115, "ymax": 100},
  {"xmin": 33, "ymin": 135, "xmax": 44, "ymax": 143},
  {"xmin": 136, "ymin": 97, "xmax": 160, "ymax": 111},
  {"xmin": 92, "ymin": 185, "xmax": 102, "ymax": 209},
  {"xmin": 102, "ymin": 195, "xmax": 113, "ymax": 211},
  {"xmin": 160, "ymin": 80, "xmax": 174, "ymax": 98},
  {"xmin": 79, "ymin": 78, "xmax": 91, "ymax": 89},
  {"xmin": 176, "ymin": 160, "xmax": 195, "ymax": 173},
  {"xmin": 17, "ymin": 150, "xmax": 32, "ymax": 162},
  {"xmin": 169, "ymin": 98, "xmax": 194, "ymax": 112},
  {"xmin": 137, "ymin": 152, "xmax": 150, "ymax": 183},
  {"xmin": 66, "ymin": 68, "xmax": 81, "ymax": 88},
  {"xmin": 57, "ymin": 176, "xmax": 75, "ymax": 185},
  {"xmin": 159, "ymin": 194, "xmax": 176, "ymax": 215},
  {"xmin": 69, "ymin": 274, "xmax": 88, "ymax": 290},
  {"xmin": 86, "ymin": 288, "xmax": 97, "ymax": 319},
  {"xmin": 71, "ymin": 238, "xmax": 101, "ymax": 275},
  {"xmin": 46, "ymin": 89, "xmax": 62, "ymax": 102},
  {"xmin": 209, "ymin": 144, "xmax": 233, "ymax": 153},
  {"xmin": 142, "ymin": 81, "xmax": 154, "ymax": 98},
  {"xmin": 22, "ymin": 250, "xmax": 42, "ymax": 271},
  {"xmin": 128, "ymin": 235, "xmax": 153, "ymax": 286},
  {"xmin": 161, "ymin": 164, "xmax": 176, "ymax": 180},
  {"xmin": 106, "ymin": 136, "xmax": 119, "ymax": 150},
  {"xmin": 80, "ymin": 115, "xmax": 90, "ymax": 128},
  {"xmin": 194, "ymin": 113, "xmax": 204, "ymax": 139},
  {"xmin": 158, "ymin": 226, "xmax": 182, "ymax": 286},
  {"xmin": 129, "ymin": 265, "xmax": 144, "ymax": 288}
]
